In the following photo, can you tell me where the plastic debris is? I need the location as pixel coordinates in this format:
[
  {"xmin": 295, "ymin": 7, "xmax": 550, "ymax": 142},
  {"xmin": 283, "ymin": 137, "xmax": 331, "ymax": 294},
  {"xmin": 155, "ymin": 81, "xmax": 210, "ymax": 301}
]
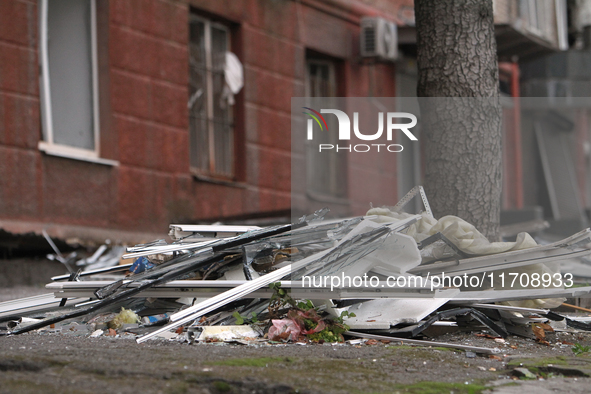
[
  {"xmin": 90, "ymin": 329, "xmax": 103, "ymax": 338},
  {"xmin": 127, "ymin": 256, "xmax": 156, "ymax": 276},
  {"xmin": 197, "ymin": 325, "xmax": 260, "ymax": 342},
  {"xmin": 1, "ymin": 187, "xmax": 591, "ymax": 360},
  {"xmin": 107, "ymin": 308, "xmax": 141, "ymax": 330}
]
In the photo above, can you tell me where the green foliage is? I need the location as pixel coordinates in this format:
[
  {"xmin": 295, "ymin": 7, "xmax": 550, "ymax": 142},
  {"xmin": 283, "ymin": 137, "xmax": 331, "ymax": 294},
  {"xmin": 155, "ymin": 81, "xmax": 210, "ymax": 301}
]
[
  {"xmin": 572, "ymin": 343, "xmax": 591, "ymax": 356},
  {"xmin": 250, "ymin": 312, "xmax": 258, "ymax": 323},
  {"xmin": 232, "ymin": 311, "xmax": 258, "ymax": 325},
  {"xmin": 335, "ymin": 310, "xmax": 356, "ymax": 324},
  {"xmin": 232, "ymin": 311, "xmax": 244, "ymax": 325},
  {"xmin": 212, "ymin": 381, "xmax": 232, "ymax": 392},
  {"xmin": 507, "ymin": 356, "xmax": 567, "ymax": 367},
  {"xmin": 392, "ymin": 381, "xmax": 487, "ymax": 394},
  {"xmin": 267, "ymin": 282, "xmax": 358, "ymax": 343},
  {"xmin": 303, "ymin": 318, "xmax": 317, "ymax": 331},
  {"xmin": 297, "ymin": 299, "xmax": 315, "ymax": 311},
  {"xmin": 308, "ymin": 328, "xmax": 341, "ymax": 343},
  {"xmin": 210, "ymin": 357, "xmax": 291, "ymax": 367},
  {"xmin": 268, "ymin": 282, "xmax": 298, "ymax": 310}
]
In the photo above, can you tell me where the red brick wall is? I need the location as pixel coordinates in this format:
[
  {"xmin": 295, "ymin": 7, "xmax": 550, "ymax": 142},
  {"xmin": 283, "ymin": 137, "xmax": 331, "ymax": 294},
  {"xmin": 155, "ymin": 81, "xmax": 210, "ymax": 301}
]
[
  {"xmin": 109, "ymin": 0, "xmax": 193, "ymax": 231},
  {"xmin": 0, "ymin": 0, "xmax": 405, "ymax": 239},
  {"xmin": 0, "ymin": 0, "xmax": 40, "ymax": 221}
]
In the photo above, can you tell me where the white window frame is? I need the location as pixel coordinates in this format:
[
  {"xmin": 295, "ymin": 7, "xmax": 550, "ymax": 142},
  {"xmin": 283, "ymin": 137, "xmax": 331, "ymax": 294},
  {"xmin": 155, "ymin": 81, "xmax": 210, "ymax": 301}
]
[
  {"xmin": 555, "ymin": 0, "xmax": 568, "ymax": 51},
  {"xmin": 189, "ymin": 15, "xmax": 233, "ymax": 177},
  {"xmin": 38, "ymin": 0, "xmax": 116, "ymax": 166},
  {"xmin": 520, "ymin": 0, "xmax": 554, "ymax": 41}
]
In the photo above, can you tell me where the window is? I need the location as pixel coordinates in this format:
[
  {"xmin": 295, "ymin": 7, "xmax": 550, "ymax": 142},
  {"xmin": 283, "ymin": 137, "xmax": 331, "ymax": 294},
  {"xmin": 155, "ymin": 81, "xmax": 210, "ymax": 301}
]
[
  {"xmin": 306, "ymin": 58, "xmax": 347, "ymax": 198},
  {"xmin": 38, "ymin": 0, "xmax": 110, "ymax": 164},
  {"xmin": 189, "ymin": 15, "xmax": 234, "ymax": 178},
  {"xmin": 519, "ymin": 0, "xmax": 553, "ymax": 39}
]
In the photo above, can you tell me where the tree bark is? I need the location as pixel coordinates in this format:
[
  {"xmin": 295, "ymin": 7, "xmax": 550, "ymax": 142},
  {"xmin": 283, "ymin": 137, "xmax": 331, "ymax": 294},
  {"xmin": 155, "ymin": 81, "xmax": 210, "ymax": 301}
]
[{"xmin": 415, "ymin": 0, "xmax": 503, "ymax": 240}]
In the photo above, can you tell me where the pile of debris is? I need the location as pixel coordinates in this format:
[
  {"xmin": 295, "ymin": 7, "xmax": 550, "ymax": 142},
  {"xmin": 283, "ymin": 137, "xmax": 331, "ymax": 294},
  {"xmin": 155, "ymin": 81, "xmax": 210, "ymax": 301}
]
[{"xmin": 2, "ymin": 187, "xmax": 591, "ymax": 355}]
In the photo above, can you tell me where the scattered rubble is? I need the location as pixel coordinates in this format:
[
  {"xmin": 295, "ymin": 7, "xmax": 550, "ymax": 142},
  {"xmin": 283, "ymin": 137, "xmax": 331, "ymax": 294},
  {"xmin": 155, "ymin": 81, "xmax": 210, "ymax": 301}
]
[{"xmin": 2, "ymin": 186, "xmax": 591, "ymax": 371}]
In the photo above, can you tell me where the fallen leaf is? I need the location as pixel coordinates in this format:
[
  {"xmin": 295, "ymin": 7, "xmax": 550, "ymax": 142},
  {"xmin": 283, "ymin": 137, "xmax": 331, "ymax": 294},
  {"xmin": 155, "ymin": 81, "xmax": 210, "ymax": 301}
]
[
  {"xmin": 366, "ymin": 339, "xmax": 379, "ymax": 345},
  {"xmin": 489, "ymin": 367, "xmax": 496, "ymax": 371},
  {"xmin": 532, "ymin": 324, "xmax": 546, "ymax": 340},
  {"xmin": 537, "ymin": 322, "xmax": 554, "ymax": 332},
  {"xmin": 489, "ymin": 355, "xmax": 502, "ymax": 361},
  {"xmin": 175, "ymin": 326, "xmax": 184, "ymax": 334},
  {"xmin": 272, "ymin": 332, "xmax": 290, "ymax": 341}
]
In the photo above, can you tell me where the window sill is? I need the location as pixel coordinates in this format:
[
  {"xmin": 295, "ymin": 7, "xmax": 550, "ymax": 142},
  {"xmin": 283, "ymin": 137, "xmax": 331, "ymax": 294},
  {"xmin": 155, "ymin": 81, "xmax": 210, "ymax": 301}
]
[
  {"xmin": 191, "ymin": 170, "xmax": 247, "ymax": 188},
  {"xmin": 38, "ymin": 141, "xmax": 119, "ymax": 167}
]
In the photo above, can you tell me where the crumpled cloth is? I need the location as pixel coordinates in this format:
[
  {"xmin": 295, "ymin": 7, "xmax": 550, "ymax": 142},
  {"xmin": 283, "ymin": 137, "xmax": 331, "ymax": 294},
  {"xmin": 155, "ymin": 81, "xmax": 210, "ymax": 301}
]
[
  {"xmin": 366, "ymin": 208, "xmax": 564, "ymax": 308},
  {"xmin": 268, "ymin": 319, "xmax": 301, "ymax": 341}
]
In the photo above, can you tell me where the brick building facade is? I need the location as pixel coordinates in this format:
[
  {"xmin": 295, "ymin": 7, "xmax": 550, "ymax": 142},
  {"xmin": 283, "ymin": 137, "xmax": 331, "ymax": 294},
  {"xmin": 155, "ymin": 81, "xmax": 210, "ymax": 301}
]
[{"xmin": 0, "ymin": 0, "xmax": 412, "ymax": 243}]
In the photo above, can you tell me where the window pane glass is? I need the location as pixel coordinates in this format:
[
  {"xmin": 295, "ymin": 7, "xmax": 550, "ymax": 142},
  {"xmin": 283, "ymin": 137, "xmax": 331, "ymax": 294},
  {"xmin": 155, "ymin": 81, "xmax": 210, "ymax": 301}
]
[
  {"xmin": 306, "ymin": 60, "xmax": 346, "ymax": 197},
  {"xmin": 47, "ymin": 0, "xmax": 95, "ymax": 150},
  {"xmin": 189, "ymin": 68, "xmax": 207, "ymax": 117},
  {"xmin": 212, "ymin": 70, "xmax": 230, "ymax": 122},
  {"xmin": 213, "ymin": 121, "xmax": 233, "ymax": 177},
  {"xmin": 189, "ymin": 19, "xmax": 233, "ymax": 177},
  {"xmin": 189, "ymin": 20, "xmax": 206, "ymax": 69},
  {"xmin": 189, "ymin": 19, "xmax": 208, "ymax": 171},
  {"xmin": 211, "ymin": 26, "xmax": 227, "ymax": 71},
  {"xmin": 190, "ymin": 116, "xmax": 209, "ymax": 170},
  {"xmin": 212, "ymin": 67, "xmax": 233, "ymax": 176}
]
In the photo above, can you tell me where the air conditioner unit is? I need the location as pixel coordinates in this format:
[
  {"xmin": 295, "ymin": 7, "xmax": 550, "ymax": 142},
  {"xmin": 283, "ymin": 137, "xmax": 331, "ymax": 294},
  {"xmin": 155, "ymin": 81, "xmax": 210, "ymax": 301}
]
[{"xmin": 360, "ymin": 17, "xmax": 398, "ymax": 61}]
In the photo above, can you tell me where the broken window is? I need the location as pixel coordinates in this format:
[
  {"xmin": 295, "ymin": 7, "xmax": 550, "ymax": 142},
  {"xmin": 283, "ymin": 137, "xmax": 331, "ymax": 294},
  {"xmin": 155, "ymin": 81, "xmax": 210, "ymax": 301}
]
[
  {"xmin": 38, "ymin": 0, "xmax": 101, "ymax": 160},
  {"xmin": 189, "ymin": 15, "xmax": 234, "ymax": 178},
  {"xmin": 305, "ymin": 58, "xmax": 347, "ymax": 199}
]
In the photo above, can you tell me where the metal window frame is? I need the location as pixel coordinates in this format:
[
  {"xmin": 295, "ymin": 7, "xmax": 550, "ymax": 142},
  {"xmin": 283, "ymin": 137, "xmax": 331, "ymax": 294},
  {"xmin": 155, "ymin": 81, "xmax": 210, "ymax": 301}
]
[
  {"xmin": 189, "ymin": 15, "xmax": 232, "ymax": 177},
  {"xmin": 37, "ymin": 0, "xmax": 112, "ymax": 166}
]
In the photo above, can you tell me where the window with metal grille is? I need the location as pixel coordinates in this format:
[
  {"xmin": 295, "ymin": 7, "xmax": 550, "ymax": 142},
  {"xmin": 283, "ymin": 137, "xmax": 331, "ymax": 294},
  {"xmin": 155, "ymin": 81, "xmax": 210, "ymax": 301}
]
[
  {"xmin": 189, "ymin": 15, "xmax": 234, "ymax": 178},
  {"xmin": 306, "ymin": 59, "xmax": 347, "ymax": 198}
]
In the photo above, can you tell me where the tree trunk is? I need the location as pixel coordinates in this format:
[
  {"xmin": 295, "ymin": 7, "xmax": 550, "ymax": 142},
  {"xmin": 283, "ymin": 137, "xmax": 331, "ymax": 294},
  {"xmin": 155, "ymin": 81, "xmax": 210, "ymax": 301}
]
[{"xmin": 415, "ymin": 0, "xmax": 502, "ymax": 240}]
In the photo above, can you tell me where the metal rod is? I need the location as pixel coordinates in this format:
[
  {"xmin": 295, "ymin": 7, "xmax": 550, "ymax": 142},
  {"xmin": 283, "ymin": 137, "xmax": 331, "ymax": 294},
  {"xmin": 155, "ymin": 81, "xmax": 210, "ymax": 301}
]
[{"xmin": 345, "ymin": 331, "xmax": 501, "ymax": 354}]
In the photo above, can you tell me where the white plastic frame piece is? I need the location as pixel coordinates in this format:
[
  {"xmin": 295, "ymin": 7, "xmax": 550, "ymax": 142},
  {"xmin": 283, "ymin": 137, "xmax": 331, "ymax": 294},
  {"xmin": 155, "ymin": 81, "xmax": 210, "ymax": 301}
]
[{"xmin": 136, "ymin": 215, "xmax": 420, "ymax": 343}]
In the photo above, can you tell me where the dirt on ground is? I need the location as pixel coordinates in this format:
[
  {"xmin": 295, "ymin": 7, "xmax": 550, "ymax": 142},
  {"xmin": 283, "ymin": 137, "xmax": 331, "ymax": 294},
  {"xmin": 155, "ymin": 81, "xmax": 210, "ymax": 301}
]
[
  {"xmin": 3, "ymin": 287, "xmax": 591, "ymax": 393},
  {"xmin": 2, "ymin": 329, "xmax": 591, "ymax": 394}
]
